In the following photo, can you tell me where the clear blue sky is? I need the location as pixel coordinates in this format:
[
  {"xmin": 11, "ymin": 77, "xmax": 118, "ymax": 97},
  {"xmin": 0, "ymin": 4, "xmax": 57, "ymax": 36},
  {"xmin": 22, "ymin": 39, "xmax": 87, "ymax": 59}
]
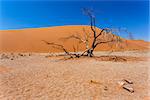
[{"xmin": 0, "ymin": 0, "xmax": 149, "ymax": 41}]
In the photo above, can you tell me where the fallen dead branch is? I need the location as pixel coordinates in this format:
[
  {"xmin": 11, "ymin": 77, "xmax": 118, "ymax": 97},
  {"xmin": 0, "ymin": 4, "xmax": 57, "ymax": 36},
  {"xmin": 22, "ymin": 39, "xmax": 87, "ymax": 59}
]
[
  {"xmin": 117, "ymin": 79, "xmax": 134, "ymax": 93},
  {"xmin": 123, "ymin": 85, "xmax": 134, "ymax": 93},
  {"xmin": 123, "ymin": 79, "xmax": 133, "ymax": 84},
  {"xmin": 90, "ymin": 80, "xmax": 101, "ymax": 84},
  {"xmin": 94, "ymin": 56, "xmax": 147, "ymax": 62}
]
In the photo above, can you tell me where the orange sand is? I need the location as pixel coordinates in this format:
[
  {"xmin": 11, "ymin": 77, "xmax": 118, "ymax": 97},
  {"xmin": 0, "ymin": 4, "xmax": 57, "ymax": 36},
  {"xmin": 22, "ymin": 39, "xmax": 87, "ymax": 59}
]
[{"xmin": 0, "ymin": 25, "xmax": 149, "ymax": 52}]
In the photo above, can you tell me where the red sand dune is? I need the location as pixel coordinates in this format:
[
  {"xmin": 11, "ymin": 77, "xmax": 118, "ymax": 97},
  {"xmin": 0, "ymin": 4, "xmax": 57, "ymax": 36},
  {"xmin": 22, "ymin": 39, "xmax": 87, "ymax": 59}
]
[{"xmin": 0, "ymin": 25, "xmax": 149, "ymax": 52}]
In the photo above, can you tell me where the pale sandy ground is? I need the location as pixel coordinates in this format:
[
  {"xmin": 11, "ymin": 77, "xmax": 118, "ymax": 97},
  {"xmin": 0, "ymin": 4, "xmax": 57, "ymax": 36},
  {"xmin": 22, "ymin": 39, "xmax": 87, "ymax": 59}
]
[{"xmin": 0, "ymin": 51, "xmax": 150, "ymax": 100}]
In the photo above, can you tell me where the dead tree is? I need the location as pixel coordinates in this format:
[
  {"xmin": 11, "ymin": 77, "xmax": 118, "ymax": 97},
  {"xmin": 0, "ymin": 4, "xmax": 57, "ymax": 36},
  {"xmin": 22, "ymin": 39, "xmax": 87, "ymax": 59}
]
[
  {"xmin": 81, "ymin": 8, "xmax": 119, "ymax": 57},
  {"xmin": 61, "ymin": 16, "xmax": 120, "ymax": 57},
  {"xmin": 43, "ymin": 8, "xmax": 132, "ymax": 58}
]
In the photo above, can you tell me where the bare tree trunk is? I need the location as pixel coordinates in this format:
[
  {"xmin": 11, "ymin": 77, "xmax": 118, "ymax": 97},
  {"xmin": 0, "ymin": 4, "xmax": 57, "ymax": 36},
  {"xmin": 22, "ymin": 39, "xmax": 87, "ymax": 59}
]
[{"xmin": 87, "ymin": 48, "xmax": 94, "ymax": 57}]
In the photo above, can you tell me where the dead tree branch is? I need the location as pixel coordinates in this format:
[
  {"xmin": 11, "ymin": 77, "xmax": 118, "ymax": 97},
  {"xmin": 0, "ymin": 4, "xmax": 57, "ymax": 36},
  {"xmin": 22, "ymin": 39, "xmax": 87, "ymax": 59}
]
[
  {"xmin": 42, "ymin": 40, "xmax": 80, "ymax": 58},
  {"xmin": 42, "ymin": 40, "xmax": 70, "ymax": 55}
]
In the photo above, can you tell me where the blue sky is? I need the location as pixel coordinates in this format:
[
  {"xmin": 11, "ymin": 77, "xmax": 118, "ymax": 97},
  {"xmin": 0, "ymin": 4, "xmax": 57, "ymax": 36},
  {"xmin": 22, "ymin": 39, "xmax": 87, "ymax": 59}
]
[{"xmin": 0, "ymin": 0, "xmax": 149, "ymax": 41}]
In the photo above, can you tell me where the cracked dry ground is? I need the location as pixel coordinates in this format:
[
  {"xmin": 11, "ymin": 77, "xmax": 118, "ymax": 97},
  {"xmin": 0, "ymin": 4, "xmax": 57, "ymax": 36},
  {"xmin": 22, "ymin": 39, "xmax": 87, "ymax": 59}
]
[{"xmin": 0, "ymin": 52, "xmax": 150, "ymax": 100}]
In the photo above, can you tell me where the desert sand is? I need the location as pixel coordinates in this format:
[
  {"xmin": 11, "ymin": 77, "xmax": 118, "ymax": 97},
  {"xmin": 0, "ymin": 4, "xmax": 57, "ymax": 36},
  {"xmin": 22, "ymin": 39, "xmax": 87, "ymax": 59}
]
[
  {"xmin": 0, "ymin": 25, "xmax": 149, "ymax": 52},
  {"xmin": 0, "ymin": 26, "xmax": 150, "ymax": 100},
  {"xmin": 0, "ymin": 51, "xmax": 150, "ymax": 100}
]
